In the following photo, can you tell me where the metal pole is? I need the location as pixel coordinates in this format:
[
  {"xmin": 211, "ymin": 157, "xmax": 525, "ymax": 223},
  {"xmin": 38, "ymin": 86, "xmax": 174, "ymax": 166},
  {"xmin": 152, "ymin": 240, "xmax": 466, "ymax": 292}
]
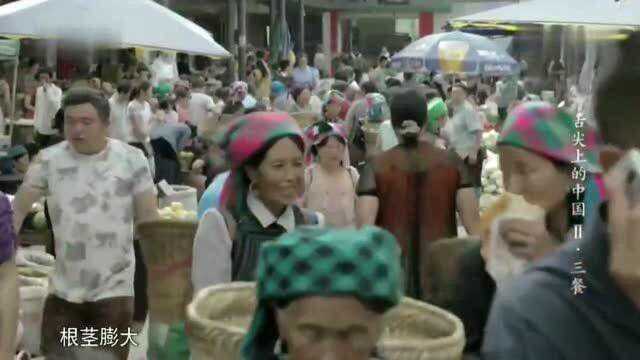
[
  {"xmin": 270, "ymin": 0, "xmax": 278, "ymax": 44},
  {"xmin": 298, "ymin": 0, "xmax": 305, "ymax": 55},
  {"xmin": 8, "ymin": 59, "xmax": 18, "ymax": 139},
  {"xmin": 226, "ymin": 0, "xmax": 238, "ymax": 82},
  {"xmin": 279, "ymin": 0, "xmax": 287, "ymax": 61},
  {"xmin": 238, "ymin": 0, "xmax": 247, "ymax": 81},
  {"xmin": 279, "ymin": 0, "xmax": 286, "ymax": 25}
]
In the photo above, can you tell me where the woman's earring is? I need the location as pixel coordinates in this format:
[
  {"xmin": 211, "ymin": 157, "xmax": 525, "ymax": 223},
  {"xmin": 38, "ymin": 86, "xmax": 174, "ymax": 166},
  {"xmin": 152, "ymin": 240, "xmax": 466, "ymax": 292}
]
[{"xmin": 249, "ymin": 180, "xmax": 258, "ymax": 194}]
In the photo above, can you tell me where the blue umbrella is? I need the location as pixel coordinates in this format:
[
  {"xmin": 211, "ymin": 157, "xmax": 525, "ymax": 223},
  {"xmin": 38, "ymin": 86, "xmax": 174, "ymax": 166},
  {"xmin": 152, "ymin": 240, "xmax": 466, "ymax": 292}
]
[{"xmin": 391, "ymin": 31, "xmax": 519, "ymax": 77}]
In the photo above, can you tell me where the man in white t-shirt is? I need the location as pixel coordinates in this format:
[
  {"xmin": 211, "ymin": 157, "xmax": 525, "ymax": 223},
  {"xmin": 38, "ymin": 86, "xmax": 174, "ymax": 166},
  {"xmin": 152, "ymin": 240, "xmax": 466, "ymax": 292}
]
[
  {"xmin": 188, "ymin": 77, "xmax": 215, "ymax": 137},
  {"xmin": 444, "ymin": 84, "xmax": 484, "ymax": 190},
  {"xmin": 12, "ymin": 87, "xmax": 158, "ymax": 360},
  {"xmin": 108, "ymin": 80, "xmax": 132, "ymax": 142},
  {"xmin": 33, "ymin": 68, "xmax": 62, "ymax": 149},
  {"xmin": 445, "ymin": 84, "xmax": 483, "ymax": 163},
  {"xmin": 150, "ymin": 52, "xmax": 179, "ymax": 87}
]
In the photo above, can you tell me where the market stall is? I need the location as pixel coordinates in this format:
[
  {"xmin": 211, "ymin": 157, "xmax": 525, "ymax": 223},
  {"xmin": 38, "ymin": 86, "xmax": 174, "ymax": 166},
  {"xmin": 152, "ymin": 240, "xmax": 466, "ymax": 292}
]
[
  {"xmin": 449, "ymin": 0, "xmax": 640, "ymax": 28},
  {"xmin": 0, "ymin": 0, "xmax": 230, "ymax": 58}
]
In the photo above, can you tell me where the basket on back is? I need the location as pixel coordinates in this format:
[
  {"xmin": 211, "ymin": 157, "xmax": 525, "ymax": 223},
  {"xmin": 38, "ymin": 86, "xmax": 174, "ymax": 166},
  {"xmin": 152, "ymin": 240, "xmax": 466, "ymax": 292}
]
[
  {"xmin": 186, "ymin": 282, "xmax": 465, "ymax": 360},
  {"xmin": 137, "ymin": 220, "xmax": 198, "ymax": 324},
  {"xmin": 291, "ymin": 112, "xmax": 321, "ymax": 130}
]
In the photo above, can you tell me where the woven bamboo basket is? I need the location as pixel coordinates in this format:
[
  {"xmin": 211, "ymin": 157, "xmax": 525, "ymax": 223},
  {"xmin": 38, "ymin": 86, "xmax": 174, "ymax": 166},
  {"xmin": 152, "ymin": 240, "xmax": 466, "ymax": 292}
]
[
  {"xmin": 291, "ymin": 112, "xmax": 321, "ymax": 130},
  {"xmin": 186, "ymin": 282, "xmax": 465, "ymax": 360},
  {"xmin": 137, "ymin": 220, "xmax": 198, "ymax": 324}
]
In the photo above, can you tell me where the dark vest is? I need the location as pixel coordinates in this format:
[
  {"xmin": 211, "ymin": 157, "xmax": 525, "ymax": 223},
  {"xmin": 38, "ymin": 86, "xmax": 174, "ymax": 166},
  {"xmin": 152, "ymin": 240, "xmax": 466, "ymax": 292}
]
[{"xmin": 230, "ymin": 205, "xmax": 316, "ymax": 281}]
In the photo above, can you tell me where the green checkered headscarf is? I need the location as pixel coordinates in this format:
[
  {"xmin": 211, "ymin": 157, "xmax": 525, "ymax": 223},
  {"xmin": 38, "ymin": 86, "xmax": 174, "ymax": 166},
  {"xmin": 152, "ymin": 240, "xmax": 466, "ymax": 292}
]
[{"xmin": 241, "ymin": 226, "xmax": 403, "ymax": 360}]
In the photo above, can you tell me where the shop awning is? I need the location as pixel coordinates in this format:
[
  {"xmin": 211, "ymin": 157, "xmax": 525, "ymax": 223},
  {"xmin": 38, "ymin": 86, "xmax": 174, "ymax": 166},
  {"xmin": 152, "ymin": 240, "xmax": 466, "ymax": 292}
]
[{"xmin": 0, "ymin": 0, "xmax": 230, "ymax": 57}]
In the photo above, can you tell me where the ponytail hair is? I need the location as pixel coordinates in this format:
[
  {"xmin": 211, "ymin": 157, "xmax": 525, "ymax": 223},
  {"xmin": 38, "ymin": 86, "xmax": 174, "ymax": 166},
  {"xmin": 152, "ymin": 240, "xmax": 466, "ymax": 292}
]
[
  {"xmin": 390, "ymin": 89, "xmax": 427, "ymax": 147},
  {"xmin": 130, "ymin": 81, "xmax": 151, "ymax": 102}
]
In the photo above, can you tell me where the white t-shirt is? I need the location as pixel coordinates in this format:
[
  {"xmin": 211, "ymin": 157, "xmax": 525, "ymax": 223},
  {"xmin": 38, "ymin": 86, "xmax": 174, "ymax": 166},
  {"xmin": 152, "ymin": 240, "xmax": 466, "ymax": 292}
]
[
  {"xmin": 34, "ymin": 84, "xmax": 62, "ymax": 135},
  {"xmin": 126, "ymin": 100, "xmax": 152, "ymax": 143},
  {"xmin": 188, "ymin": 91, "xmax": 215, "ymax": 128},
  {"xmin": 108, "ymin": 95, "xmax": 129, "ymax": 142},
  {"xmin": 445, "ymin": 101, "xmax": 483, "ymax": 160},
  {"xmin": 21, "ymin": 139, "xmax": 155, "ymax": 303},
  {"xmin": 150, "ymin": 56, "xmax": 179, "ymax": 87},
  {"xmin": 377, "ymin": 120, "xmax": 399, "ymax": 152}
]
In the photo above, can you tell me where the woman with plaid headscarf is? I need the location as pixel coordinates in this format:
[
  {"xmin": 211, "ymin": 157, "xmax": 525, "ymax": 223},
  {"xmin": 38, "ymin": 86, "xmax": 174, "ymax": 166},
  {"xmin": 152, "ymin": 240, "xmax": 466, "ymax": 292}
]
[
  {"xmin": 450, "ymin": 101, "xmax": 606, "ymax": 355},
  {"xmin": 242, "ymin": 226, "xmax": 403, "ymax": 360},
  {"xmin": 192, "ymin": 112, "xmax": 324, "ymax": 293}
]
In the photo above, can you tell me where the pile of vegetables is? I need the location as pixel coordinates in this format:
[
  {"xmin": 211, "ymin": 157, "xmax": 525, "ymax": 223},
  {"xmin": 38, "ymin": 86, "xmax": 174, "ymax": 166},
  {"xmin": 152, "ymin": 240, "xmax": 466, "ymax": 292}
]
[
  {"xmin": 31, "ymin": 202, "xmax": 47, "ymax": 231},
  {"xmin": 481, "ymin": 130, "xmax": 500, "ymax": 153},
  {"xmin": 158, "ymin": 202, "xmax": 197, "ymax": 222},
  {"xmin": 479, "ymin": 150, "xmax": 505, "ymax": 212}
]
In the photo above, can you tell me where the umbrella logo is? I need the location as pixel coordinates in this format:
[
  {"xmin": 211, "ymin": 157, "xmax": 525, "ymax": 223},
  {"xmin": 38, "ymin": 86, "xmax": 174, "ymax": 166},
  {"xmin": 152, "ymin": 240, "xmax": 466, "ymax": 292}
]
[
  {"xmin": 484, "ymin": 64, "xmax": 512, "ymax": 73},
  {"xmin": 438, "ymin": 40, "xmax": 470, "ymax": 74}
]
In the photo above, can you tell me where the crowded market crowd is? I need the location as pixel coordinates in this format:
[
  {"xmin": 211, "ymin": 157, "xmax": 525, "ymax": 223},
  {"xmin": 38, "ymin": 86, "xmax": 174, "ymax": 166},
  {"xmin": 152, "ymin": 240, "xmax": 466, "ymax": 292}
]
[{"xmin": 0, "ymin": 31, "xmax": 639, "ymax": 360}]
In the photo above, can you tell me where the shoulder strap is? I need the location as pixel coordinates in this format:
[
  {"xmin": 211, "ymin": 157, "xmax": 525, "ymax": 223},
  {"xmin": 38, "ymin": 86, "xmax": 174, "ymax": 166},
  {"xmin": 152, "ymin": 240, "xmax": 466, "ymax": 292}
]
[
  {"xmin": 220, "ymin": 207, "xmax": 237, "ymax": 241},
  {"xmin": 293, "ymin": 205, "xmax": 319, "ymax": 226}
]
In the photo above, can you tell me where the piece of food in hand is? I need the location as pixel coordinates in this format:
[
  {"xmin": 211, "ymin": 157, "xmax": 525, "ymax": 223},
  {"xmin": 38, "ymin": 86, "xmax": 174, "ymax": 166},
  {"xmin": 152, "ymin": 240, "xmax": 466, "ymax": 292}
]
[{"xmin": 191, "ymin": 159, "xmax": 205, "ymax": 171}]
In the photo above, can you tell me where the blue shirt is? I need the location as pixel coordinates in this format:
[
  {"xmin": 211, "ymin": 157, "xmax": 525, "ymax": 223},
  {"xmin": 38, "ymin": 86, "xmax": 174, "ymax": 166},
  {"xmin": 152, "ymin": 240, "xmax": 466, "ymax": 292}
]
[
  {"xmin": 197, "ymin": 171, "xmax": 230, "ymax": 219},
  {"xmin": 292, "ymin": 67, "xmax": 317, "ymax": 89},
  {"xmin": 482, "ymin": 202, "xmax": 640, "ymax": 360}
]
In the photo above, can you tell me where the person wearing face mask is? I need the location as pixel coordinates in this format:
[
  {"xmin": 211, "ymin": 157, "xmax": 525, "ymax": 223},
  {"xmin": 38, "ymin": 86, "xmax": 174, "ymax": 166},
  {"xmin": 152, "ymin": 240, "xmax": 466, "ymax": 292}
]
[
  {"xmin": 361, "ymin": 88, "xmax": 479, "ymax": 300},
  {"xmin": 449, "ymin": 101, "xmax": 605, "ymax": 356},
  {"xmin": 241, "ymin": 226, "xmax": 402, "ymax": 360},
  {"xmin": 481, "ymin": 34, "xmax": 640, "ymax": 359}
]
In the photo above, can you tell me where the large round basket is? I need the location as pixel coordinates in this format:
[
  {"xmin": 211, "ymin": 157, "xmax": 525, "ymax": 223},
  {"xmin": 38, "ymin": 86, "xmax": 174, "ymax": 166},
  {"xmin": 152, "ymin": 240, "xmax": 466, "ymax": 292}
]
[
  {"xmin": 137, "ymin": 220, "xmax": 198, "ymax": 324},
  {"xmin": 291, "ymin": 112, "xmax": 321, "ymax": 130},
  {"xmin": 186, "ymin": 282, "xmax": 465, "ymax": 360}
]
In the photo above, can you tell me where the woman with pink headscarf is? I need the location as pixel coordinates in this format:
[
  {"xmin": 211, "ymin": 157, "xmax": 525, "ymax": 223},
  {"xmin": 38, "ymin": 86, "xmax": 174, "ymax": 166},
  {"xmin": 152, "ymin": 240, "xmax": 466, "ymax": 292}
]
[{"xmin": 303, "ymin": 121, "xmax": 370, "ymax": 229}]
